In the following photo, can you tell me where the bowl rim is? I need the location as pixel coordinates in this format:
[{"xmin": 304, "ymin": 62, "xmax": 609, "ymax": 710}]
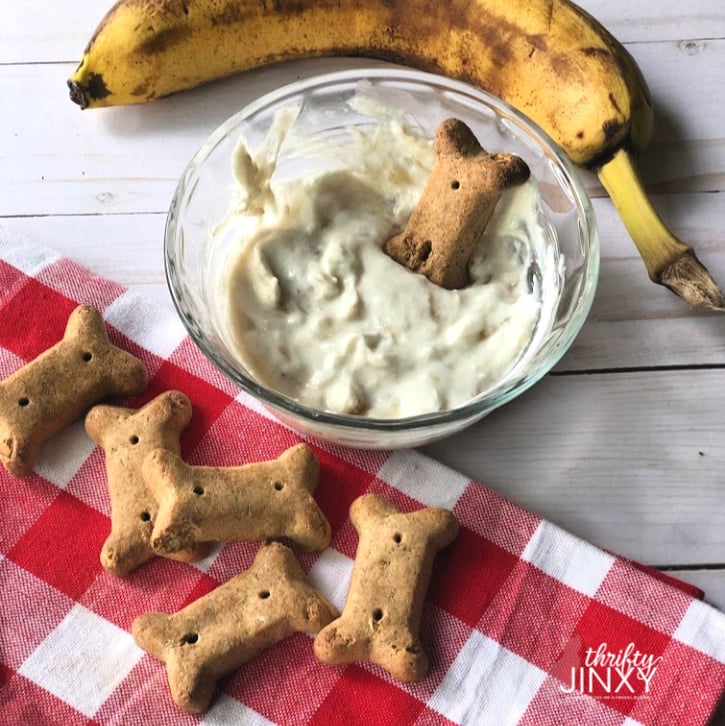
[{"xmin": 165, "ymin": 66, "xmax": 599, "ymax": 433}]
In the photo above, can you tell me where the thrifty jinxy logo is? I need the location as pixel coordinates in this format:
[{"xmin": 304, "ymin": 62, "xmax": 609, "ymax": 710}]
[{"xmin": 560, "ymin": 642, "xmax": 663, "ymax": 698}]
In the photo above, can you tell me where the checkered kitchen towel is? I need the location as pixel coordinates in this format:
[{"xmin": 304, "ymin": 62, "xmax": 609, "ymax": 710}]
[{"xmin": 2, "ymin": 233, "xmax": 725, "ymax": 726}]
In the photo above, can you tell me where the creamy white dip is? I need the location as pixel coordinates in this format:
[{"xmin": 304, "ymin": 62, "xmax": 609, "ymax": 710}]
[{"xmin": 216, "ymin": 108, "xmax": 549, "ymax": 418}]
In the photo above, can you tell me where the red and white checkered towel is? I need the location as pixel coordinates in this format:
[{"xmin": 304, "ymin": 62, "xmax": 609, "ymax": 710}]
[{"xmin": 2, "ymin": 231, "xmax": 725, "ymax": 726}]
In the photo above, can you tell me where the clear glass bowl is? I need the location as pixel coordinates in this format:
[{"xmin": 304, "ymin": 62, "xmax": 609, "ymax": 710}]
[{"xmin": 165, "ymin": 68, "xmax": 598, "ymax": 449}]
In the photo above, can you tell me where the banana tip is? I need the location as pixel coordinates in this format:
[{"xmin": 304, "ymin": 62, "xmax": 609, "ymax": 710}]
[
  {"xmin": 68, "ymin": 79, "xmax": 88, "ymax": 109},
  {"xmin": 67, "ymin": 72, "xmax": 110, "ymax": 109}
]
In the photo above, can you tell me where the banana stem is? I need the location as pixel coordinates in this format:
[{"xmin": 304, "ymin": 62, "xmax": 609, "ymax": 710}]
[{"xmin": 597, "ymin": 149, "xmax": 724, "ymax": 311}]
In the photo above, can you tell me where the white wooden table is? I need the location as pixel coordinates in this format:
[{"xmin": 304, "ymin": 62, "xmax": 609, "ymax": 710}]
[{"xmin": 3, "ymin": 1, "xmax": 725, "ymax": 714}]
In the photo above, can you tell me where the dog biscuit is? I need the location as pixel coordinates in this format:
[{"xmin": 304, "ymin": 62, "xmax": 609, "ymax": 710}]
[
  {"xmin": 0, "ymin": 304, "xmax": 148, "ymax": 477},
  {"xmin": 314, "ymin": 493, "xmax": 458, "ymax": 682},
  {"xmin": 143, "ymin": 442, "xmax": 331, "ymax": 553},
  {"xmin": 132, "ymin": 542, "xmax": 339, "ymax": 714},
  {"xmin": 384, "ymin": 117, "xmax": 530, "ymax": 289},
  {"xmin": 85, "ymin": 390, "xmax": 211, "ymax": 576}
]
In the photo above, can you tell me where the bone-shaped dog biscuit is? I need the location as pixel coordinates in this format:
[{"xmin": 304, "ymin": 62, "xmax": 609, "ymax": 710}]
[
  {"xmin": 384, "ymin": 117, "xmax": 530, "ymax": 289},
  {"xmin": 143, "ymin": 442, "xmax": 331, "ymax": 553},
  {"xmin": 132, "ymin": 542, "xmax": 339, "ymax": 714},
  {"xmin": 85, "ymin": 391, "xmax": 211, "ymax": 576},
  {"xmin": 314, "ymin": 493, "xmax": 458, "ymax": 682},
  {"xmin": 0, "ymin": 304, "xmax": 148, "ymax": 477}
]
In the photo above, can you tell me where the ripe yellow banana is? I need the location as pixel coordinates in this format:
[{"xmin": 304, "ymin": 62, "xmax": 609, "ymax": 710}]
[{"xmin": 68, "ymin": 0, "xmax": 724, "ymax": 310}]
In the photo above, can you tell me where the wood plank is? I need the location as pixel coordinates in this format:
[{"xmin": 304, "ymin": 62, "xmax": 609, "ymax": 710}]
[
  {"xmin": 422, "ymin": 368, "xmax": 725, "ymax": 567},
  {"xmin": 670, "ymin": 568, "xmax": 725, "ymax": 611},
  {"xmin": 2, "ymin": 1, "xmax": 95, "ymax": 64},
  {"xmin": 592, "ymin": 2, "xmax": 725, "ymax": 44},
  {"xmin": 0, "ymin": 213, "xmax": 171, "ymax": 306},
  {"xmin": 2, "ymin": 0, "xmax": 723, "ymax": 64},
  {"xmin": 630, "ymin": 38, "xmax": 725, "ymax": 194}
]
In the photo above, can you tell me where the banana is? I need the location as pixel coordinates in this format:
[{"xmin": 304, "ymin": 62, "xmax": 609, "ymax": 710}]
[{"xmin": 68, "ymin": 0, "xmax": 724, "ymax": 310}]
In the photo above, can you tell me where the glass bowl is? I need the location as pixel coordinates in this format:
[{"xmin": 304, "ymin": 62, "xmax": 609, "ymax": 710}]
[{"xmin": 165, "ymin": 68, "xmax": 598, "ymax": 449}]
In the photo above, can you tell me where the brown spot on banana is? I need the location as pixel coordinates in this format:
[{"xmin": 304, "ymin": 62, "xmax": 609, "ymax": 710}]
[
  {"xmin": 608, "ymin": 91, "xmax": 622, "ymax": 116},
  {"xmin": 528, "ymin": 34, "xmax": 548, "ymax": 53},
  {"xmin": 602, "ymin": 118, "xmax": 623, "ymax": 141},
  {"xmin": 581, "ymin": 46, "xmax": 610, "ymax": 58},
  {"xmin": 87, "ymin": 73, "xmax": 111, "ymax": 100},
  {"xmin": 139, "ymin": 24, "xmax": 191, "ymax": 53},
  {"xmin": 212, "ymin": 2, "xmax": 243, "ymax": 25},
  {"xmin": 549, "ymin": 53, "xmax": 582, "ymax": 84}
]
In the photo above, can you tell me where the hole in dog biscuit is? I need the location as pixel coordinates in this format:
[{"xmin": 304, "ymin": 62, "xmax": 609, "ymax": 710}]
[
  {"xmin": 18, "ymin": 397, "xmax": 30, "ymax": 407},
  {"xmin": 273, "ymin": 481, "xmax": 284, "ymax": 491},
  {"xmin": 372, "ymin": 608, "xmax": 384, "ymax": 622},
  {"xmin": 451, "ymin": 180, "xmax": 460, "ymax": 189},
  {"xmin": 129, "ymin": 435, "xmax": 139, "ymax": 445},
  {"xmin": 258, "ymin": 590, "xmax": 271, "ymax": 599},
  {"xmin": 420, "ymin": 241, "xmax": 432, "ymax": 262},
  {"xmin": 82, "ymin": 351, "xmax": 93, "ymax": 362},
  {"xmin": 180, "ymin": 632, "xmax": 198, "ymax": 645},
  {"xmin": 393, "ymin": 533, "xmax": 402, "ymax": 544},
  {"xmin": 193, "ymin": 485, "xmax": 205, "ymax": 496},
  {"xmin": 140, "ymin": 511, "xmax": 151, "ymax": 522}
]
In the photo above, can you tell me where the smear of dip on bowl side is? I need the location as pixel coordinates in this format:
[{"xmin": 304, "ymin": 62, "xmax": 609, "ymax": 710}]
[{"xmin": 213, "ymin": 98, "xmax": 561, "ymax": 419}]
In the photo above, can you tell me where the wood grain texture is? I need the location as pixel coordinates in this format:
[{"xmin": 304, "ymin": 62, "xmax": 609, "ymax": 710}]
[{"xmin": 422, "ymin": 369, "xmax": 725, "ymax": 564}]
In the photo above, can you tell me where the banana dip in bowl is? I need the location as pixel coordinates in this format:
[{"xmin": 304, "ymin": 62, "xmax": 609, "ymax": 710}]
[{"xmin": 165, "ymin": 69, "xmax": 598, "ymax": 448}]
